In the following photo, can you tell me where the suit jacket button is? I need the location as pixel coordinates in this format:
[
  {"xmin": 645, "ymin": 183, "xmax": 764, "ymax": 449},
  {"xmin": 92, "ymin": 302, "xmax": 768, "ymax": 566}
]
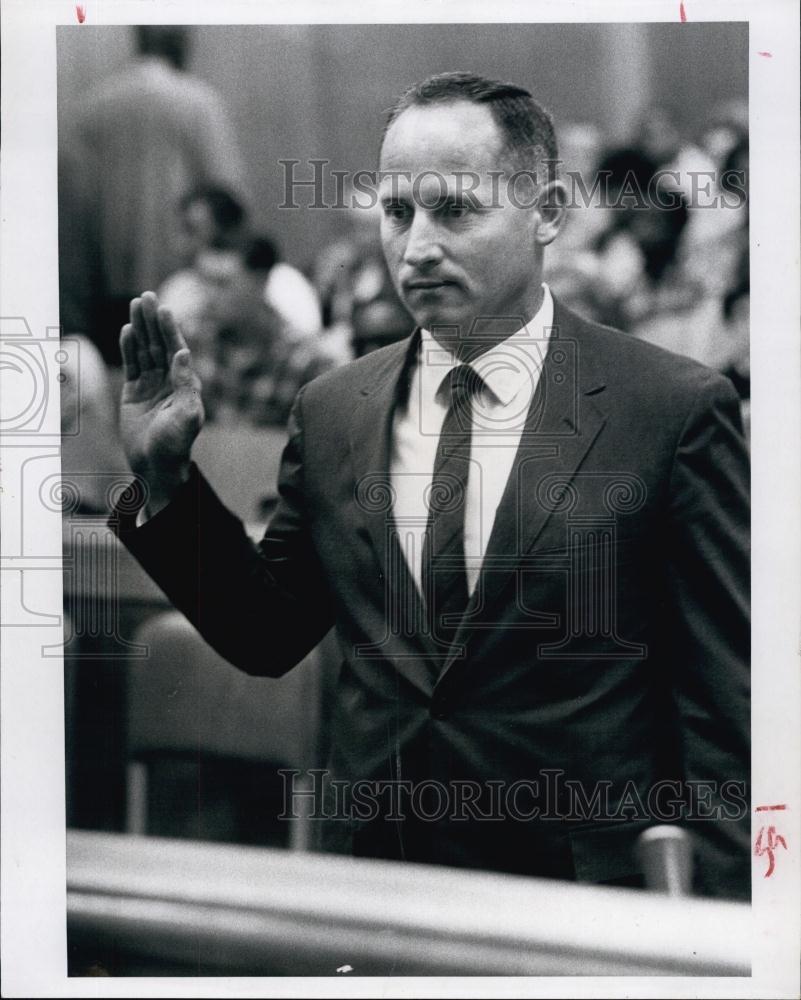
[{"xmin": 431, "ymin": 703, "xmax": 447, "ymax": 720}]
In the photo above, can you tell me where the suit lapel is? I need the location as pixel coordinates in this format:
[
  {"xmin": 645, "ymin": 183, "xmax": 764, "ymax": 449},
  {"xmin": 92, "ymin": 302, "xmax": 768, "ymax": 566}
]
[
  {"xmin": 437, "ymin": 302, "xmax": 608, "ymax": 683},
  {"xmin": 348, "ymin": 332, "xmax": 418, "ymax": 581},
  {"xmin": 348, "ymin": 332, "xmax": 441, "ymax": 689}
]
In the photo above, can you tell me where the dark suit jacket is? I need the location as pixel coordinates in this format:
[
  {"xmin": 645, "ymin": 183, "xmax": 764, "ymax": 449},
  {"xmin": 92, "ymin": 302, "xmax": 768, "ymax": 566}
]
[{"xmin": 113, "ymin": 300, "xmax": 750, "ymax": 899}]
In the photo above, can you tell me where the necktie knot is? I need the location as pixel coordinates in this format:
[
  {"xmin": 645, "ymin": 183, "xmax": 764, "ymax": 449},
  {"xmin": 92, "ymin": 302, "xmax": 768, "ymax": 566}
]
[
  {"xmin": 443, "ymin": 364, "xmax": 483, "ymax": 404},
  {"xmin": 441, "ymin": 364, "xmax": 483, "ymax": 432}
]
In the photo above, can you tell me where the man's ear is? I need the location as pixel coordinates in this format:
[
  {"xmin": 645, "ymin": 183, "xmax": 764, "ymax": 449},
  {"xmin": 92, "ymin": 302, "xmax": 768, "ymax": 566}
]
[{"xmin": 534, "ymin": 179, "xmax": 568, "ymax": 246}]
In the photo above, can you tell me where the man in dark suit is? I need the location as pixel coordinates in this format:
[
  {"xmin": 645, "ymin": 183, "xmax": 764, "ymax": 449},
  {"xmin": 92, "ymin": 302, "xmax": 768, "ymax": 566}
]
[{"xmin": 113, "ymin": 73, "xmax": 749, "ymax": 899}]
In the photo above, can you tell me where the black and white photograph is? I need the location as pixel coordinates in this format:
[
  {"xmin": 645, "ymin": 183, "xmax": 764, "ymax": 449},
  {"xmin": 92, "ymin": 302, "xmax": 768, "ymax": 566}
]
[{"xmin": 1, "ymin": 1, "xmax": 799, "ymax": 996}]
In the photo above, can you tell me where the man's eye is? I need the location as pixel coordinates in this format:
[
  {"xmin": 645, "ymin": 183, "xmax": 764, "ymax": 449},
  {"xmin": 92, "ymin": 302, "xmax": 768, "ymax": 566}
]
[
  {"xmin": 442, "ymin": 201, "xmax": 469, "ymax": 218},
  {"xmin": 383, "ymin": 202, "xmax": 410, "ymax": 221}
]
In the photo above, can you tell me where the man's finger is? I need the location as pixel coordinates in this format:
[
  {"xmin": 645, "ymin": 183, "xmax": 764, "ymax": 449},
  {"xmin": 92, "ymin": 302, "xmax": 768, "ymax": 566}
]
[
  {"xmin": 157, "ymin": 303, "xmax": 189, "ymax": 361},
  {"xmin": 170, "ymin": 347, "xmax": 202, "ymax": 394},
  {"xmin": 120, "ymin": 323, "xmax": 141, "ymax": 381},
  {"xmin": 139, "ymin": 291, "xmax": 167, "ymax": 368},
  {"xmin": 129, "ymin": 297, "xmax": 154, "ymax": 370}
]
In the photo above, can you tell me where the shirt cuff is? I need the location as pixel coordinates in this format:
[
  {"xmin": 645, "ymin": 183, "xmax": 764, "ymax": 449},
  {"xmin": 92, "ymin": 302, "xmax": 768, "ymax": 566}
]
[{"xmin": 107, "ymin": 464, "xmax": 201, "ymax": 538}]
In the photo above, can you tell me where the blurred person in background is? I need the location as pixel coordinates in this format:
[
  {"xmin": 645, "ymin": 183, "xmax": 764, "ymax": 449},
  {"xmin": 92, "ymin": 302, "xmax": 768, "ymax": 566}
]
[
  {"xmin": 576, "ymin": 146, "xmax": 696, "ymax": 330},
  {"xmin": 66, "ymin": 26, "xmax": 249, "ymax": 364},
  {"xmin": 160, "ymin": 187, "xmax": 323, "ymax": 355},
  {"xmin": 60, "ymin": 335, "xmax": 129, "ymax": 514},
  {"xmin": 158, "ymin": 186, "xmax": 250, "ymax": 379},
  {"xmin": 553, "ymin": 109, "xmax": 749, "ymax": 418},
  {"xmin": 313, "ymin": 180, "xmax": 412, "ymax": 358},
  {"xmin": 262, "ymin": 245, "xmax": 324, "ymax": 342},
  {"xmin": 681, "ymin": 135, "xmax": 749, "ymax": 297},
  {"xmin": 611, "ymin": 187, "xmax": 694, "ymax": 323},
  {"xmin": 58, "ymin": 141, "xmax": 100, "ymax": 343},
  {"xmin": 200, "ymin": 237, "xmax": 336, "ymax": 426},
  {"xmin": 698, "ymin": 99, "xmax": 748, "ymax": 170},
  {"xmin": 176, "ymin": 185, "xmax": 249, "ymax": 262},
  {"xmin": 633, "ymin": 105, "xmax": 718, "ymax": 202},
  {"xmin": 158, "ymin": 188, "xmax": 328, "ymax": 424},
  {"xmin": 157, "ymin": 187, "xmax": 247, "ymax": 369},
  {"xmin": 676, "ymin": 97, "xmax": 749, "ymax": 303},
  {"xmin": 632, "ymin": 136, "xmax": 749, "ymax": 393}
]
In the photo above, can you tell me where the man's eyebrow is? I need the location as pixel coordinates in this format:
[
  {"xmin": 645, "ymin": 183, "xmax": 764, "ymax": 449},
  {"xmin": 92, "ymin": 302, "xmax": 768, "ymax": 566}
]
[
  {"xmin": 440, "ymin": 191, "xmax": 475, "ymax": 205},
  {"xmin": 379, "ymin": 192, "xmax": 412, "ymax": 204}
]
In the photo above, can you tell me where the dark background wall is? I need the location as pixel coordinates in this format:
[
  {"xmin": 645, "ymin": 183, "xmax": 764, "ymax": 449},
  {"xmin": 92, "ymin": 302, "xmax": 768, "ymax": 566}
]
[{"xmin": 57, "ymin": 22, "xmax": 748, "ymax": 269}]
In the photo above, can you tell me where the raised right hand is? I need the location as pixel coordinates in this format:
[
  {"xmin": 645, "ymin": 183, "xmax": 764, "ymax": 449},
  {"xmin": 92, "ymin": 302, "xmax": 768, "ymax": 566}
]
[{"xmin": 119, "ymin": 291, "xmax": 205, "ymax": 514}]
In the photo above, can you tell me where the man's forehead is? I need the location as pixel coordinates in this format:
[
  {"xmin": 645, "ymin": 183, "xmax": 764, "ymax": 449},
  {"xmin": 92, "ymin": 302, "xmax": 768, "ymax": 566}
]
[
  {"xmin": 379, "ymin": 100, "xmax": 505, "ymax": 174},
  {"xmin": 377, "ymin": 168, "xmax": 506, "ymax": 197}
]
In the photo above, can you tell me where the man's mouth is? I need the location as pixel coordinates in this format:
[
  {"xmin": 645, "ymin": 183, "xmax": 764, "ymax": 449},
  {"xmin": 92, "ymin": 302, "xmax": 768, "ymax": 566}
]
[{"xmin": 404, "ymin": 279, "xmax": 456, "ymax": 290}]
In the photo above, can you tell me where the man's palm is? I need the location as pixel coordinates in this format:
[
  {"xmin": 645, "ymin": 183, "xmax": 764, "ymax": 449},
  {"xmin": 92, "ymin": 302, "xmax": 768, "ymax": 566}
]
[{"xmin": 119, "ymin": 292, "xmax": 204, "ymax": 497}]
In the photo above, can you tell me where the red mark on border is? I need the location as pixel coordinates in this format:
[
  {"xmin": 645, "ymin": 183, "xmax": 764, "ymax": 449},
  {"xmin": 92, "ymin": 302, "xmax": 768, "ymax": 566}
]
[
  {"xmin": 758, "ymin": 51, "xmax": 773, "ymax": 58},
  {"xmin": 76, "ymin": 4, "xmax": 86, "ymax": 23},
  {"xmin": 754, "ymin": 805, "xmax": 788, "ymax": 877},
  {"xmin": 755, "ymin": 826, "xmax": 787, "ymax": 877},
  {"xmin": 679, "ymin": 2, "xmax": 687, "ymax": 21}
]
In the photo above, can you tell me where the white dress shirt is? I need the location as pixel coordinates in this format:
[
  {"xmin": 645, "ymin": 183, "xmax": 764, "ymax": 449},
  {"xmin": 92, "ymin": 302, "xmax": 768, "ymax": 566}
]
[{"xmin": 390, "ymin": 284, "xmax": 555, "ymax": 595}]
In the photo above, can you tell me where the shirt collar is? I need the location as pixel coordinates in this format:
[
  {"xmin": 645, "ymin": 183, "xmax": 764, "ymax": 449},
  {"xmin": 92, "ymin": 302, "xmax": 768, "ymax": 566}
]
[{"xmin": 419, "ymin": 283, "xmax": 554, "ymax": 408}]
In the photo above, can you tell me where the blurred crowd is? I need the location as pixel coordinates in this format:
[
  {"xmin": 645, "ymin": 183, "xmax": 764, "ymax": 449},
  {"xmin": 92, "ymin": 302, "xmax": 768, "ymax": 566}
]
[
  {"xmin": 59, "ymin": 27, "xmax": 750, "ymax": 481},
  {"xmin": 547, "ymin": 104, "xmax": 749, "ymax": 406}
]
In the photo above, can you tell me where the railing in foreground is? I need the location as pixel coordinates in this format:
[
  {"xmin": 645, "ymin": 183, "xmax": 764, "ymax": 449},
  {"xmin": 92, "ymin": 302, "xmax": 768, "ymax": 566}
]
[{"xmin": 67, "ymin": 830, "xmax": 750, "ymax": 977}]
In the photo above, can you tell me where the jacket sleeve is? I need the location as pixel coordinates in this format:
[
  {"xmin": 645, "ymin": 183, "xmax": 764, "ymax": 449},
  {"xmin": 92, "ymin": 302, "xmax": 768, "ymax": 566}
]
[
  {"xmin": 664, "ymin": 370, "xmax": 751, "ymax": 900},
  {"xmin": 109, "ymin": 387, "xmax": 335, "ymax": 676}
]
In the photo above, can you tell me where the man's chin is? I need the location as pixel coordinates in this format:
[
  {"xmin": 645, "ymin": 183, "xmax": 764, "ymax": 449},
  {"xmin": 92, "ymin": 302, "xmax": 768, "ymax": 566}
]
[{"xmin": 407, "ymin": 307, "xmax": 471, "ymax": 335}]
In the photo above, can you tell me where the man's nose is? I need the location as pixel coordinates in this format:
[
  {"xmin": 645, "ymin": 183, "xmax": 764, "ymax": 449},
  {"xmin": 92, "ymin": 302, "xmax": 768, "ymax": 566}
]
[{"xmin": 403, "ymin": 213, "xmax": 444, "ymax": 269}]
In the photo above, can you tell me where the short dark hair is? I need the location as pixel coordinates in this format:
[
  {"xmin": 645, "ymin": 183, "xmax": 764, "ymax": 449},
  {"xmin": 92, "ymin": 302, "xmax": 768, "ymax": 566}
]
[
  {"xmin": 243, "ymin": 235, "xmax": 280, "ymax": 274},
  {"xmin": 180, "ymin": 186, "xmax": 247, "ymax": 242},
  {"xmin": 383, "ymin": 71, "xmax": 558, "ymax": 174},
  {"xmin": 135, "ymin": 27, "xmax": 189, "ymax": 70}
]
